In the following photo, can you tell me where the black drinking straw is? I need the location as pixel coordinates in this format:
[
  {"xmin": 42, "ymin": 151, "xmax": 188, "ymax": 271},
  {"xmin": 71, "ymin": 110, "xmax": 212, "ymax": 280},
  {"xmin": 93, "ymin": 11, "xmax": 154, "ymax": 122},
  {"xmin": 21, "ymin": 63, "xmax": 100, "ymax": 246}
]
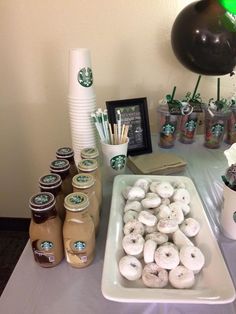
[
  {"xmin": 217, "ymin": 77, "xmax": 220, "ymax": 101},
  {"xmin": 192, "ymin": 75, "xmax": 201, "ymax": 100},
  {"xmin": 170, "ymin": 86, "xmax": 176, "ymax": 102}
]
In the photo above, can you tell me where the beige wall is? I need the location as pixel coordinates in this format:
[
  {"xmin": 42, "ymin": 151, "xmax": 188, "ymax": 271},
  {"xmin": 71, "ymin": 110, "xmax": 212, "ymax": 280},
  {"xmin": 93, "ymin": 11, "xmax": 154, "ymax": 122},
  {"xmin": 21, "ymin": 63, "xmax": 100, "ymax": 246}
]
[{"xmin": 1, "ymin": 0, "xmax": 234, "ymax": 217}]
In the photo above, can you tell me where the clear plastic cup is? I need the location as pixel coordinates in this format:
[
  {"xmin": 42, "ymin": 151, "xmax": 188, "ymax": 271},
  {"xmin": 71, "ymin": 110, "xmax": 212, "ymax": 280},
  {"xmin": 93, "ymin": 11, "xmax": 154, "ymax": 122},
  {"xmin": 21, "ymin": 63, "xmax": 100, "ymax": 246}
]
[{"xmin": 157, "ymin": 105, "xmax": 178, "ymax": 148}]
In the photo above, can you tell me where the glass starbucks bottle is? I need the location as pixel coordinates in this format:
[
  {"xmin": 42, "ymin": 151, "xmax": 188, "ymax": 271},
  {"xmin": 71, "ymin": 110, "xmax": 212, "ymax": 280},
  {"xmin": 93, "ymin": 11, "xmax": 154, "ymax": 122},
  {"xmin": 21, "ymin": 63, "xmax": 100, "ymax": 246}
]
[
  {"xmin": 81, "ymin": 147, "xmax": 102, "ymax": 182},
  {"xmin": 72, "ymin": 173, "xmax": 100, "ymax": 235},
  {"xmin": 29, "ymin": 192, "xmax": 64, "ymax": 267},
  {"xmin": 77, "ymin": 159, "xmax": 102, "ymax": 212},
  {"xmin": 56, "ymin": 147, "xmax": 78, "ymax": 179},
  {"xmin": 63, "ymin": 192, "xmax": 95, "ymax": 268},
  {"xmin": 39, "ymin": 174, "xmax": 65, "ymax": 221},
  {"xmin": 50, "ymin": 159, "xmax": 72, "ymax": 197}
]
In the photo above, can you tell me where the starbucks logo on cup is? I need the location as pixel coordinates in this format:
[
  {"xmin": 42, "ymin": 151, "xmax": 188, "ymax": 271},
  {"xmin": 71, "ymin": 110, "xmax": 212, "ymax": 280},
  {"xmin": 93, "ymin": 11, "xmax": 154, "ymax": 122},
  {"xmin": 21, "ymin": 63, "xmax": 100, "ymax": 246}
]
[
  {"xmin": 78, "ymin": 67, "xmax": 93, "ymax": 87},
  {"xmin": 110, "ymin": 155, "xmax": 126, "ymax": 171}
]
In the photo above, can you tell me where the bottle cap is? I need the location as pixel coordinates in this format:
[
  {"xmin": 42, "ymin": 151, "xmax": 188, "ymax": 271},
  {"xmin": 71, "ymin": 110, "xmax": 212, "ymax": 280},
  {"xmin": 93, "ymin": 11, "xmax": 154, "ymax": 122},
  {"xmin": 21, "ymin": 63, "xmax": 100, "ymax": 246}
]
[
  {"xmin": 39, "ymin": 174, "xmax": 62, "ymax": 189},
  {"xmin": 81, "ymin": 147, "xmax": 99, "ymax": 159},
  {"xmin": 64, "ymin": 192, "xmax": 89, "ymax": 212},
  {"xmin": 77, "ymin": 159, "xmax": 97, "ymax": 172},
  {"xmin": 50, "ymin": 159, "xmax": 70, "ymax": 172},
  {"xmin": 56, "ymin": 147, "xmax": 74, "ymax": 159},
  {"xmin": 29, "ymin": 192, "xmax": 56, "ymax": 211},
  {"xmin": 72, "ymin": 173, "xmax": 95, "ymax": 189}
]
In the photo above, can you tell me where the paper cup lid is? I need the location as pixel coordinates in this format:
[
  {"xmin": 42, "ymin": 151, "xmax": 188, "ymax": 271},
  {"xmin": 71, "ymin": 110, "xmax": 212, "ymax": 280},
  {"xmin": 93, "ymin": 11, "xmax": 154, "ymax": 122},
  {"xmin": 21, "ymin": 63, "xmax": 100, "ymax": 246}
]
[
  {"xmin": 77, "ymin": 159, "xmax": 97, "ymax": 171},
  {"xmin": 64, "ymin": 192, "xmax": 89, "ymax": 211}
]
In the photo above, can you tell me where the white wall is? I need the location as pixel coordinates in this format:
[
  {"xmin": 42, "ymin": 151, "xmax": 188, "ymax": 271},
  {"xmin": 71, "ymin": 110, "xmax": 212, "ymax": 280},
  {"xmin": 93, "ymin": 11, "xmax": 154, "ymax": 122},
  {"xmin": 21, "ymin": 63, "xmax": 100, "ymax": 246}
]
[{"xmin": 1, "ymin": 0, "xmax": 234, "ymax": 217}]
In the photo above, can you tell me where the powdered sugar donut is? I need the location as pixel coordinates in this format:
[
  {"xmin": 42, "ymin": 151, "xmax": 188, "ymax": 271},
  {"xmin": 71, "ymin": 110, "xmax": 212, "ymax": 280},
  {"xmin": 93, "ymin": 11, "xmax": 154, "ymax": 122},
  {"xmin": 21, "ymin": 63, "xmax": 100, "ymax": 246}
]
[
  {"xmin": 143, "ymin": 239, "xmax": 157, "ymax": 263},
  {"xmin": 126, "ymin": 186, "xmax": 146, "ymax": 201},
  {"xmin": 122, "ymin": 186, "xmax": 132, "ymax": 199},
  {"xmin": 124, "ymin": 201, "xmax": 142, "ymax": 213},
  {"xmin": 122, "ymin": 233, "xmax": 145, "ymax": 255},
  {"xmin": 155, "ymin": 245, "xmax": 180, "ymax": 270},
  {"xmin": 156, "ymin": 204, "xmax": 171, "ymax": 220},
  {"xmin": 161, "ymin": 198, "xmax": 171, "ymax": 206},
  {"xmin": 172, "ymin": 201, "xmax": 190, "ymax": 216},
  {"xmin": 123, "ymin": 210, "xmax": 138, "ymax": 223},
  {"xmin": 145, "ymin": 224, "xmax": 158, "ymax": 234},
  {"xmin": 180, "ymin": 218, "xmax": 200, "ymax": 237},
  {"xmin": 145, "ymin": 232, "xmax": 168, "ymax": 245},
  {"xmin": 138, "ymin": 210, "xmax": 157, "ymax": 227},
  {"xmin": 141, "ymin": 193, "xmax": 161, "ymax": 209},
  {"xmin": 172, "ymin": 188, "xmax": 191, "ymax": 204},
  {"xmin": 169, "ymin": 265, "xmax": 195, "ymax": 288},
  {"xmin": 179, "ymin": 246, "xmax": 205, "ymax": 272},
  {"xmin": 149, "ymin": 181, "xmax": 160, "ymax": 193},
  {"xmin": 157, "ymin": 218, "xmax": 179, "ymax": 234},
  {"xmin": 172, "ymin": 229, "xmax": 194, "ymax": 249},
  {"xmin": 168, "ymin": 202, "xmax": 185, "ymax": 224},
  {"xmin": 142, "ymin": 263, "xmax": 168, "ymax": 288},
  {"xmin": 119, "ymin": 255, "xmax": 142, "ymax": 281},
  {"xmin": 156, "ymin": 182, "xmax": 174, "ymax": 198},
  {"xmin": 123, "ymin": 219, "xmax": 145, "ymax": 236},
  {"xmin": 134, "ymin": 178, "xmax": 150, "ymax": 193}
]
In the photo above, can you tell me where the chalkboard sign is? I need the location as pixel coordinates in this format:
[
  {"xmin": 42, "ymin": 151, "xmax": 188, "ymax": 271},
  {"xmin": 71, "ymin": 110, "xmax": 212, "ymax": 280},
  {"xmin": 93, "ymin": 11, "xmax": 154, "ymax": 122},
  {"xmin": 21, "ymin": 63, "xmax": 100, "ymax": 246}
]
[{"xmin": 106, "ymin": 97, "xmax": 152, "ymax": 156}]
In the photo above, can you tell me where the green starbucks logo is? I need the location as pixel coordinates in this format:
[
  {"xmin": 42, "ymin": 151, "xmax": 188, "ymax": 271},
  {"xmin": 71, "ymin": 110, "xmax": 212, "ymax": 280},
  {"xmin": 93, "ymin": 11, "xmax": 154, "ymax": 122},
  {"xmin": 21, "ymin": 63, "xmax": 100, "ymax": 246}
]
[
  {"xmin": 76, "ymin": 175, "xmax": 89, "ymax": 183},
  {"xmin": 40, "ymin": 241, "xmax": 53, "ymax": 251},
  {"xmin": 42, "ymin": 175, "xmax": 57, "ymax": 184},
  {"xmin": 69, "ymin": 195, "xmax": 84, "ymax": 204},
  {"xmin": 110, "ymin": 155, "xmax": 126, "ymax": 171},
  {"xmin": 161, "ymin": 123, "xmax": 175, "ymax": 135},
  {"xmin": 73, "ymin": 241, "xmax": 86, "ymax": 251},
  {"xmin": 185, "ymin": 119, "xmax": 197, "ymax": 132},
  {"xmin": 211, "ymin": 123, "xmax": 224, "ymax": 137},
  {"xmin": 34, "ymin": 194, "xmax": 50, "ymax": 205},
  {"xmin": 78, "ymin": 67, "xmax": 93, "ymax": 87}
]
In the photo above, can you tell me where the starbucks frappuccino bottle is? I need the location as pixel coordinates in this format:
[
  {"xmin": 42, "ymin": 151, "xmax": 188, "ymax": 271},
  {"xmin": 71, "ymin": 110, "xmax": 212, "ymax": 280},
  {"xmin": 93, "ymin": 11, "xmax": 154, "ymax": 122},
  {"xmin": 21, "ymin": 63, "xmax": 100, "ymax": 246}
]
[
  {"xmin": 72, "ymin": 173, "xmax": 100, "ymax": 235},
  {"xmin": 29, "ymin": 192, "xmax": 64, "ymax": 267},
  {"xmin": 77, "ymin": 159, "xmax": 102, "ymax": 212},
  {"xmin": 39, "ymin": 174, "xmax": 65, "ymax": 221},
  {"xmin": 50, "ymin": 159, "xmax": 72, "ymax": 197},
  {"xmin": 63, "ymin": 192, "xmax": 95, "ymax": 268},
  {"xmin": 56, "ymin": 147, "xmax": 78, "ymax": 179}
]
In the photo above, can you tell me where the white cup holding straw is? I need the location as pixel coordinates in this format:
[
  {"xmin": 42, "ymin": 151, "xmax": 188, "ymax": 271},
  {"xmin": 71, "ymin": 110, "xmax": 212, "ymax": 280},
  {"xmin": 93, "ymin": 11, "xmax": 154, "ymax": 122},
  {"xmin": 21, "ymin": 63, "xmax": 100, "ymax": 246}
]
[{"xmin": 100, "ymin": 138, "xmax": 129, "ymax": 181}]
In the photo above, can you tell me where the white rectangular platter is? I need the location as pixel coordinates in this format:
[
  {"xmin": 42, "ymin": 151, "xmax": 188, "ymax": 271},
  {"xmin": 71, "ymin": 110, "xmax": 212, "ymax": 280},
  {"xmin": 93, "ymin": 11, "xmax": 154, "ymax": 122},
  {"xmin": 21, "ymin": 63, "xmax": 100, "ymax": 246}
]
[{"xmin": 101, "ymin": 175, "xmax": 236, "ymax": 304}]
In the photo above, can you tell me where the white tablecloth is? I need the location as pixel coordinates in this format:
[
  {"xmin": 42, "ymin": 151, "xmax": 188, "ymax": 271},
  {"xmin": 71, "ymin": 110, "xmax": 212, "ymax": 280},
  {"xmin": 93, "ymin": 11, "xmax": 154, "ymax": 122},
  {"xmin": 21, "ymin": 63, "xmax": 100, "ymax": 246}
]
[{"xmin": 1, "ymin": 135, "xmax": 236, "ymax": 314}]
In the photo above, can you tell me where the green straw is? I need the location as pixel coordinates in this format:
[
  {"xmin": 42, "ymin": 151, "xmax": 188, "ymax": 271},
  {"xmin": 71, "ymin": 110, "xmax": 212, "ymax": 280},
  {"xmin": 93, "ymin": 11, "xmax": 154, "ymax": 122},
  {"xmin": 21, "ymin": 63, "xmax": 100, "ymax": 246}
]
[
  {"xmin": 170, "ymin": 86, "xmax": 176, "ymax": 102},
  {"xmin": 192, "ymin": 75, "xmax": 201, "ymax": 100}
]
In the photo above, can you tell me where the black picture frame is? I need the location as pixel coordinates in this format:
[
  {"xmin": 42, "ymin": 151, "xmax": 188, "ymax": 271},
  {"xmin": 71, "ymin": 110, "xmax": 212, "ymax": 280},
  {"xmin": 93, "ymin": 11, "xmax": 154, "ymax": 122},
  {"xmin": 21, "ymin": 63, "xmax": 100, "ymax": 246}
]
[{"xmin": 106, "ymin": 97, "xmax": 152, "ymax": 156}]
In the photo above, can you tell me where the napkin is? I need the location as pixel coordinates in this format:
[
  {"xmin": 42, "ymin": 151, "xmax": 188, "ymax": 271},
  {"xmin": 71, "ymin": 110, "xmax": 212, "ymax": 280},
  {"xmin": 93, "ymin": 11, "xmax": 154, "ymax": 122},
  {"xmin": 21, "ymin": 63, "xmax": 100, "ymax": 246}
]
[{"xmin": 127, "ymin": 152, "xmax": 187, "ymax": 175}]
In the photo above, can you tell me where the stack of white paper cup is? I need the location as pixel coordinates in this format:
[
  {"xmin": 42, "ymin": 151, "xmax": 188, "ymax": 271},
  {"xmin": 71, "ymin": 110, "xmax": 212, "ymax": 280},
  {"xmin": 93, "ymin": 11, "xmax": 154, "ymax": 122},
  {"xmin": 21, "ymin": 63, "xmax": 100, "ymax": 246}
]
[{"xmin": 68, "ymin": 48, "xmax": 98, "ymax": 164}]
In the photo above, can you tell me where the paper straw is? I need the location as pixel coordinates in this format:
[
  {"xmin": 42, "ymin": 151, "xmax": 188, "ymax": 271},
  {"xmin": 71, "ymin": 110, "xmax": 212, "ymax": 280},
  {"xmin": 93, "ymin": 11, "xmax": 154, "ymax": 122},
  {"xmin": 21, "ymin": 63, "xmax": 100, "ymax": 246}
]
[{"xmin": 192, "ymin": 75, "xmax": 202, "ymax": 100}]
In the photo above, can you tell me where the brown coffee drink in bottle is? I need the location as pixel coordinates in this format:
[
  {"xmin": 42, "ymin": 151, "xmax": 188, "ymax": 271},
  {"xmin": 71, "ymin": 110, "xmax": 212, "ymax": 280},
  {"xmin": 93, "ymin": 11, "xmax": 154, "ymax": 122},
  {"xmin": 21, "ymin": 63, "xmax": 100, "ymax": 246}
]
[
  {"xmin": 39, "ymin": 174, "xmax": 65, "ymax": 221},
  {"xmin": 77, "ymin": 159, "xmax": 102, "ymax": 213},
  {"xmin": 56, "ymin": 147, "xmax": 78, "ymax": 179},
  {"xmin": 50, "ymin": 159, "xmax": 72, "ymax": 197},
  {"xmin": 29, "ymin": 192, "xmax": 64, "ymax": 267},
  {"xmin": 72, "ymin": 173, "xmax": 100, "ymax": 235},
  {"xmin": 63, "ymin": 192, "xmax": 95, "ymax": 268}
]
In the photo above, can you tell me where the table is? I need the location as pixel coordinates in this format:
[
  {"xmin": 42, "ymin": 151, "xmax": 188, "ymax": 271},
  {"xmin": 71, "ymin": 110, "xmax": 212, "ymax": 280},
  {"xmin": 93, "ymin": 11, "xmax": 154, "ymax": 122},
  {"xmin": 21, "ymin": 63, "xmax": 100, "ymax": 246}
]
[{"xmin": 1, "ymin": 135, "xmax": 236, "ymax": 314}]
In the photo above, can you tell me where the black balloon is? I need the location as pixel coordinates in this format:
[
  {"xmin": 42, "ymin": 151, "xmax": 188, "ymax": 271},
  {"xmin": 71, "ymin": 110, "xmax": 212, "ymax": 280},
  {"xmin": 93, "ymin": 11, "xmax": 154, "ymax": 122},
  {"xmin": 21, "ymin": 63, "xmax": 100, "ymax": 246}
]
[{"xmin": 171, "ymin": 0, "xmax": 236, "ymax": 75}]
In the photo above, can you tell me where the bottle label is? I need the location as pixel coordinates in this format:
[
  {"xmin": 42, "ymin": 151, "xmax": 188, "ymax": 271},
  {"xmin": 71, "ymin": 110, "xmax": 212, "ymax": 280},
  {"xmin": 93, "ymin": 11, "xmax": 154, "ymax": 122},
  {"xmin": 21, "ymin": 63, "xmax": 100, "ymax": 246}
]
[
  {"xmin": 32, "ymin": 240, "xmax": 55, "ymax": 264},
  {"xmin": 78, "ymin": 67, "xmax": 93, "ymax": 87}
]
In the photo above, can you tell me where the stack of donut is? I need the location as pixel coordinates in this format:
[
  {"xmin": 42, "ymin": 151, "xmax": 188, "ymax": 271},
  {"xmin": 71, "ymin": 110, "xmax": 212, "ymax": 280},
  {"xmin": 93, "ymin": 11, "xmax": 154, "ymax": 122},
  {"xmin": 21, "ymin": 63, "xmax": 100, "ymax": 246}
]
[{"xmin": 119, "ymin": 178, "xmax": 205, "ymax": 289}]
